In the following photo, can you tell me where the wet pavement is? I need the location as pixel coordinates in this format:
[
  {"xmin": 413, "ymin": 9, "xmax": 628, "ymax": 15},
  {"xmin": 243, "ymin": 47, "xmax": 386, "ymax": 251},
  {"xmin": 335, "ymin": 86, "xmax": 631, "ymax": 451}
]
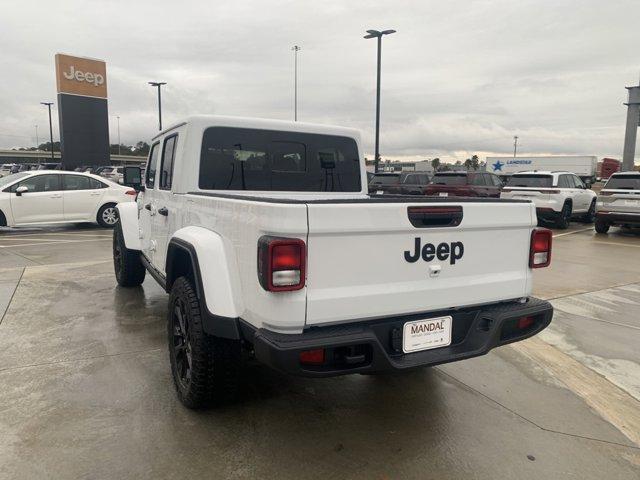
[{"xmin": 0, "ymin": 223, "xmax": 639, "ymax": 479}]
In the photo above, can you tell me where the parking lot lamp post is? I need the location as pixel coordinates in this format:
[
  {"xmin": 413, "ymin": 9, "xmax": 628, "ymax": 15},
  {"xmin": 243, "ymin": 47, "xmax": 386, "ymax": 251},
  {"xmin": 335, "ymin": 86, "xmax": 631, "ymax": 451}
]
[
  {"xmin": 148, "ymin": 82, "xmax": 167, "ymax": 131},
  {"xmin": 292, "ymin": 45, "xmax": 301, "ymax": 121},
  {"xmin": 40, "ymin": 102, "xmax": 55, "ymax": 161},
  {"xmin": 364, "ymin": 29, "xmax": 396, "ymax": 173},
  {"xmin": 117, "ymin": 116, "xmax": 121, "ymax": 155}
]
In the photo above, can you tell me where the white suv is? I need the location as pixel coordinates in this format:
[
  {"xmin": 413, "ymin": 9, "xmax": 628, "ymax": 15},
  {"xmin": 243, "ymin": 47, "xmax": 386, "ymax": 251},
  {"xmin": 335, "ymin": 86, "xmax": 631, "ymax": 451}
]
[
  {"xmin": 500, "ymin": 171, "xmax": 597, "ymax": 229},
  {"xmin": 595, "ymin": 172, "xmax": 640, "ymax": 233}
]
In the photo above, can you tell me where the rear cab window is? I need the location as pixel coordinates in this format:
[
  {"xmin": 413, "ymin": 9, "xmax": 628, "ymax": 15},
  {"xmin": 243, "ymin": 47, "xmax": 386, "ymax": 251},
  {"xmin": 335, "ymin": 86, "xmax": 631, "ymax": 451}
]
[
  {"xmin": 198, "ymin": 127, "xmax": 361, "ymax": 192},
  {"xmin": 605, "ymin": 174, "xmax": 640, "ymax": 190},
  {"xmin": 432, "ymin": 174, "xmax": 468, "ymax": 185},
  {"xmin": 370, "ymin": 174, "xmax": 400, "ymax": 185},
  {"xmin": 506, "ymin": 175, "xmax": 553, "ymax": 188}
]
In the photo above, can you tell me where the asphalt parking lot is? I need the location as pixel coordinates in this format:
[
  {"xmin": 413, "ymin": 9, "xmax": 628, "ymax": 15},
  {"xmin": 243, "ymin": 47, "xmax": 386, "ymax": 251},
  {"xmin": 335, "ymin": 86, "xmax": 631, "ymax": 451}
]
[{"xmin": 0, "ymin": 223, "xmax": 639, "ymax": 479}]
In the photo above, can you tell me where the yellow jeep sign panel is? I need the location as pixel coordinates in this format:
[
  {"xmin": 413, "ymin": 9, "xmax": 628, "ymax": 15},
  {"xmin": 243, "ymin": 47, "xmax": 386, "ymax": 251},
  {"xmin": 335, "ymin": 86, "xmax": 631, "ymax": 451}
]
[{"xmin": 55, "ymin": 53, "xmax": 107, "ymax": 98}]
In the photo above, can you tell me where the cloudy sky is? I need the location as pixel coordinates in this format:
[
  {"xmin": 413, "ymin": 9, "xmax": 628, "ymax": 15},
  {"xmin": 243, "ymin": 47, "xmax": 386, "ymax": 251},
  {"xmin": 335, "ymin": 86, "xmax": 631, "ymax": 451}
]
[{"xmin": 1, "ymin": 0, "xmax": 639, "ymax": 162}]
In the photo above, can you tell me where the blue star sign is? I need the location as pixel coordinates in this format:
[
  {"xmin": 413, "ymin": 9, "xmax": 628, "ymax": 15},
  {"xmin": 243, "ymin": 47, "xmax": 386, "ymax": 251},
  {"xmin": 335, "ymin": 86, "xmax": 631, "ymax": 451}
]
[{"xmin": 492, "ymin": 160, "xmax": 504, "ymax": 172}]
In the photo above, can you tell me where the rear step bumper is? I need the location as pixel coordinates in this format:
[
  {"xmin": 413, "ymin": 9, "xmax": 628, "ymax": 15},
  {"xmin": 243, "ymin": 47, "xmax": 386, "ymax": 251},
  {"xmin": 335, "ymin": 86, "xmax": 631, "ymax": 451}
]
[
  {"xmin": 241, "ymin": 297, "xmax": 553, "ymax": 377},
  {"xmin": 596, "ymin": 211, "xmax": 640, "ymax": 225}
]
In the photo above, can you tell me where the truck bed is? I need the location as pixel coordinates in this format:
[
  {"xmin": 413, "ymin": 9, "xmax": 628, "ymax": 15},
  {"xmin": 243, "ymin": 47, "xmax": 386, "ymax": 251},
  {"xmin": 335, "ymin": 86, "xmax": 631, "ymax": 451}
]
[{"xmin": 185, "ymin": 191, "xmax": 536, "ymax": 331}]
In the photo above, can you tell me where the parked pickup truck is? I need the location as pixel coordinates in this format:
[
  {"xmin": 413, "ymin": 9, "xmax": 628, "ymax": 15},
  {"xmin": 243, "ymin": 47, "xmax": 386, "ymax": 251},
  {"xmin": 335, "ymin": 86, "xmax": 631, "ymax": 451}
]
[{"xmin": 113, "ymin": 115, "xmax": 554, "ymax": 408}]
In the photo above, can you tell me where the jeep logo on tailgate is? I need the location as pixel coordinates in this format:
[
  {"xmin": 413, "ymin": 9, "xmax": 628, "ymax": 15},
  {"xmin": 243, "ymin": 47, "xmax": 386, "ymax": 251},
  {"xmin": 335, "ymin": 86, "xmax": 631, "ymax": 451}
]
[{"xmin": 404, "ymin": 238, "xmax": 464, "ymax": 265}]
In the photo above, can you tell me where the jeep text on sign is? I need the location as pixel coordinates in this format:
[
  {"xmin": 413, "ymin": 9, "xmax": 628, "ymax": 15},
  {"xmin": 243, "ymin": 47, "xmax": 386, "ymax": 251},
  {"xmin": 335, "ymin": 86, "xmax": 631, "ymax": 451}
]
[{"xmin": 55, "ymin": 53, "xmax": 107, "ymax": 98}]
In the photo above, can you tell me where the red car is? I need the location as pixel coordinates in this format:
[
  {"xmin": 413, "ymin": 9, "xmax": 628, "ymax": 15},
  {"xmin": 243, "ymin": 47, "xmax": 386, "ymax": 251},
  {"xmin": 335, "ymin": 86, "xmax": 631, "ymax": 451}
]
[{"xmin": 424, "ymin": 172, "xmax": 504, "ymax": 198}]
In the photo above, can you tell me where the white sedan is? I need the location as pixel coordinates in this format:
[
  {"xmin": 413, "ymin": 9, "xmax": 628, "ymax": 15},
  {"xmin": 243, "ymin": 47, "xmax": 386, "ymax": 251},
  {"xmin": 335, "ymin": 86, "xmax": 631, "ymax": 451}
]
[{"xmin": 0, "ymin": 170, "xmax": 137, "ymax": 228}]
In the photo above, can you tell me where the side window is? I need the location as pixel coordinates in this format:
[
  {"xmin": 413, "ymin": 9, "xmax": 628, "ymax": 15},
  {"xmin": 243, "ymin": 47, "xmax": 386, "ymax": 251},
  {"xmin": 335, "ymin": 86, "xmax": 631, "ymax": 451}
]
[
  {"xmin": 489, "ymin": 174, "xmax": 501, "ymax": 186},
  {"xmin": 89, "ymin": 178, "xmax": 107, "ymax": 189},
  {"xmin": 557, "ymin": 175, "xmax": 570, "ymax": 188},
  {"xmin": 12, "ymin": 174, "xmax": 61, "ymax": 193},
  {"xmin": 63, "ymin": 175, "xmax": 92, "ymax": 191},
  {"xmin": 160, "ymin": 135, "xmax": 178, "ymax": 190},
  {"xmin": 471, "ymin": 174, "xmax": 485, "ymax": 186},
  {"xmin": 573, "ymin": 175, "xmax": 585, "ymax": 189},
  {"xmin": 403, "ymin": 174, "xmax": 417, "ymax": 185},
  {"xmin": 146, "ymin": 142, "xmax": 160, "ymax": 188}
]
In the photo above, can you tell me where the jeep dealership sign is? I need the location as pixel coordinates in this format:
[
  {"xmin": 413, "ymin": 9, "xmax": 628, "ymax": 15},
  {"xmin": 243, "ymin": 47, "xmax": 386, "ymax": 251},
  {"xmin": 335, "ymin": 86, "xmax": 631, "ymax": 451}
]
[
  {"xmin": 55, "ymin": 53, "xmax": 110, "ymax": 169},
  {"xmin": 55, "ymin": 54, "xmax": 108, "ymax": 98}
]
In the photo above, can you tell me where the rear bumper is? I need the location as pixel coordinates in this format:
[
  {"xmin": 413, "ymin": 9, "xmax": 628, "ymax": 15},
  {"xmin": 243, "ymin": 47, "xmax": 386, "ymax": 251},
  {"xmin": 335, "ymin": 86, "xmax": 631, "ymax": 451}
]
[
  {"xmin": 596, "ymin": 211, "xmax": 640, "ymax": 225},
  {"xmin": 241, "ymin": 297, "xmax": 553, "ymax": 377}
]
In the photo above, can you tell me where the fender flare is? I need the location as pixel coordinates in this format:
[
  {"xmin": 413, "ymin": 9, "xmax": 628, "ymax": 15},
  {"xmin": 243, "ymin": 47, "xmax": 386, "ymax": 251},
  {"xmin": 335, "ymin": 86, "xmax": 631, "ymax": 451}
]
[
  {"xmin": 166, "ymin": 226, "xmax": 244, "ymax": 339},
  {"xmin": 116, "ymin": 202, "xmax": 141, "ymax": 250}
]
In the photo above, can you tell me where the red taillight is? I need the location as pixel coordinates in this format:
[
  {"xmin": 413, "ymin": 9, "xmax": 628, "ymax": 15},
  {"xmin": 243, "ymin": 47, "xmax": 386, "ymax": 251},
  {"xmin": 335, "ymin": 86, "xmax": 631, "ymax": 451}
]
[
  {"xmin": 125, "ymin": 189, "xmax": 137, "ymax": 196},
  {"xmin": 299, "ymin": 348, "xmax": 325, "ymax": 365},
  {"xmin": 518, "ymin": 316, "xmax": 535, "ymax": 330},
  {"xmin": 258, "ymin": 236, "xmax": 306, "ymax": 292},
  {"xmin": 529, "ymin": 228, "xmax": 552, "ymax": 268}
]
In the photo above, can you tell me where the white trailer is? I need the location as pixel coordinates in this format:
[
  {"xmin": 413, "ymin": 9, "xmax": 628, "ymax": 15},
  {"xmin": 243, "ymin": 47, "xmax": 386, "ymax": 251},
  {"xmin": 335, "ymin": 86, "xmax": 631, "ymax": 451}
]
[{"xmin": 486, "ymin": 156, "xmax": 598, "ymax": 183}]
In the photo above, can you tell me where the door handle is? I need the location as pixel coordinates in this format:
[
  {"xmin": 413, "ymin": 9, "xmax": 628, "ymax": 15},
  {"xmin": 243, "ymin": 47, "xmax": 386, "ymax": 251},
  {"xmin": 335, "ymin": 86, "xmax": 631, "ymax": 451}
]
[
  {"xmin": 50, "ymin": 194, "xmax": 62, "ymax": 199},
  {"xmin": 158, "ymin": 207, "xmax": 169, "ymax": 216}
]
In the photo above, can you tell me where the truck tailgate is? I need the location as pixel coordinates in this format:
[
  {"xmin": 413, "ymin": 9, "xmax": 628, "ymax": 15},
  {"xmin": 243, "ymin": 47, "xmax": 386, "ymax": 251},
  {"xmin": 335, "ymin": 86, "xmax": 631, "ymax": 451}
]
[{"xmin": 305, "ymin": 200, "xmax": 535, "ymax": 326}]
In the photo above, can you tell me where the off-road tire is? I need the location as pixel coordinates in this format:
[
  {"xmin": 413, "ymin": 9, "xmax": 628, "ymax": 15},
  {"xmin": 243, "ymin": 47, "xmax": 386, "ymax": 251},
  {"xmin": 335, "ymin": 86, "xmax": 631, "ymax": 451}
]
[
  {"xmin": 581, "ymin": 200, "xmax": 596, "ymax": 223},
  {"xmin": 554, "ymin": 202, "xmax": 571, "ymax": 230},
  {"xmin": 113, "ymin": 222, "xmax": 146, "ymax": 287},
  {"xmin": 594, "ymin": 219, "xmax": 610, "ymax": 234},
  {"xmin": 97, "ymin": 203, "xmax": 119, "ymax": 228},
  {"xmin": 168, "ymin": 276, "xmax": 242, "ymax": 409}
]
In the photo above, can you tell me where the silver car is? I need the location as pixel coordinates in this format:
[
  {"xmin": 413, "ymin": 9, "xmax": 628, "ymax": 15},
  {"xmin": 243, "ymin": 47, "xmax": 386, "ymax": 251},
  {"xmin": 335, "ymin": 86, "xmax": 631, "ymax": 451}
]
[{"xmin": 595, "ymin": 172, "xmax": 640, "ymax": 233}]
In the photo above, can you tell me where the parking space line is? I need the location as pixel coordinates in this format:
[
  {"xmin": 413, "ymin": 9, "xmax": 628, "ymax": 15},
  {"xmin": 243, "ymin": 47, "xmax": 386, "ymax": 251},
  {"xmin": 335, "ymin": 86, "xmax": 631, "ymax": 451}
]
[
  {"xmin": 553, "ymin": 227, "xmax": 594, "ymax": 238},
  {"xmin": 0, "ymin": 267, "xmax": 24, "ymax": 326},
  {"xmin": 0, "ymin": 238, "xmax": 80, "ymax": 244},
  {"xmin": 513, "ymin": 337, "xmax": 640, "ymax": 447},
  {"xmin": 0, "ymin": 232, "xmax": 112, "ymax": 239},
  {"xmin": 0, "ymin": 238, "xmax": 111, "ymax": 248}
]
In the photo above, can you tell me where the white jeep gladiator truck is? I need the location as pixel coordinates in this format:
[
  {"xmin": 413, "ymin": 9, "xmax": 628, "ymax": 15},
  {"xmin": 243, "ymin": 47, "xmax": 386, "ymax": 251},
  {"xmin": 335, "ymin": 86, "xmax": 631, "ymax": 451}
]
[{"xmin": 113, "ymin": 115, "xmax": 553, "ymax": 408}]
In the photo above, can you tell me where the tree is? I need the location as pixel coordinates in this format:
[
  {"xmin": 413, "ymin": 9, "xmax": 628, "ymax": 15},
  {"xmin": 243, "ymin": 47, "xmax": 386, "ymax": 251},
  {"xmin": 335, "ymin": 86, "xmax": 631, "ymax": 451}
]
[
  {"xmin": 431, "ymin": 158, "xmax": 441, "ymax": 170},
  {"xmin": 38, "ymin": 141, "xmax": 61, "ymax": 152},
  {"xmin": 464, "ymin": 158, "xmax": 472, "ymax": 170},
  {"xmin": 471, "ymin": 154, "xmax": 480, "ymax": 170},
  {"xmin": 133, "ymin": 142, "xmax": 150, "ymax": 156}
]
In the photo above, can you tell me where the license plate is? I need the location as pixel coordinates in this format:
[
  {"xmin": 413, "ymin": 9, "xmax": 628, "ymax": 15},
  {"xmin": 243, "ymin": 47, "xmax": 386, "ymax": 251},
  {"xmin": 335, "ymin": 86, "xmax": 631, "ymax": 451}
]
[
  {"xmin": 376, "ymin": 190, "xmax": 384, "ymax": 195},
  {"xmin": 403, "ymin": 316, "xmax": 452, "ymax": 353},
  {"xmin": 439, "ymin": 192, "xmax": 448, "ymax": 197},
  {"xmin": 624, "ymin": 200, "xmax": 639, "ymax": 206}
]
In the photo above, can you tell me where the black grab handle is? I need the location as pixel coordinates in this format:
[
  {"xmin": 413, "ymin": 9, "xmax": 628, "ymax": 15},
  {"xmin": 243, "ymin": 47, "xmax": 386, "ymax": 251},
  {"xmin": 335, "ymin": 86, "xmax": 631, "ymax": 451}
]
[{"xmin": 407, "ymin": 206, "xmax": 463, "ymax": 228}]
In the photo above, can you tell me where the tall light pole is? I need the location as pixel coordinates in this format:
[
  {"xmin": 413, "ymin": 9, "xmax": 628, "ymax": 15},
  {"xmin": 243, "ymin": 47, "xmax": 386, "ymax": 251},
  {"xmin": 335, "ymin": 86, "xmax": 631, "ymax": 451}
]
[
  {"xmin": 292, "ymin": 45, "xmax": 301, "ymax": 121},
  {"xmin": 513, "ymin": 135, "xmax": 519, "ymax": 159},
  {"xmin": 364, "ymin": 29, "xmax": 396, "ymax": 173},
  {"xmin": 40, "ymin": 102, "xmax": 55, "ymax": 161},
  {"xmin": 148, "ymin": 82, "xmax": 167, "ymax": 131},
  {"xmin": 35, "ymin": 125, "xmax": 40, "ymax": 161},
  {"xmin": 116, "ymin": 116, "xmax": 121, "ymax": 155}
]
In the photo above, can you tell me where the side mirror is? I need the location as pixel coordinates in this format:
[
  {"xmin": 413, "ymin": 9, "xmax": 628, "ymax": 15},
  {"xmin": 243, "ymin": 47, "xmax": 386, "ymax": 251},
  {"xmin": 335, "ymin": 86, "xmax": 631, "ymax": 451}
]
[
  {"xmin": 123, "ymin": 166, "xmax": 143, "ymax": 191},
  {"xmin": 15, "ymin": 185, "xmax": 28, "ymax": 196}
]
